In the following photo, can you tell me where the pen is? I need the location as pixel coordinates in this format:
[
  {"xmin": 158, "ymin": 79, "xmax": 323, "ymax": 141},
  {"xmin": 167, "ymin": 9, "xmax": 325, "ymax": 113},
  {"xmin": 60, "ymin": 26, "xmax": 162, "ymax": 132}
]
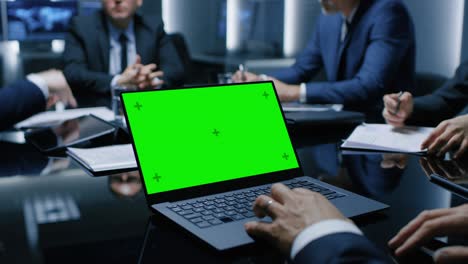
[
  {"xmin": 239, "ymin": 64, "xmax": 245, "ymax": 82},
  {"xmin": 392, "ymin": 91, "xmax": 404, "ymax": 115}
]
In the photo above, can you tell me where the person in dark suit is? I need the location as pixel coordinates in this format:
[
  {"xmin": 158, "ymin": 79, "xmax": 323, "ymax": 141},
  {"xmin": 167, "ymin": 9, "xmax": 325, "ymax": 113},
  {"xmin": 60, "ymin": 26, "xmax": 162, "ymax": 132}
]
[
  {"xmin": 0, "ymin": 70, "xmax": 77, "ymax": 131},
  {"xmin": 63, "ymin": 0, "xmax": 185, "ymax": 106},
  {"xmin": 0, "ymin": 142, "xmax": 49, "ymax": 177},
  {"xmin": 383, "ymin": 62, "xmax": 468, "ymax": 158},
  {"xmin": 245, "ymin": 183, "xmax": 390, "ymax": 263},
  {"xmin": 233, "ymin": 0, "xmax": 415, "ymax": 119},
  {"xmin": 246, "ymin": 184, "xmax": 468, "ymax": 263}
]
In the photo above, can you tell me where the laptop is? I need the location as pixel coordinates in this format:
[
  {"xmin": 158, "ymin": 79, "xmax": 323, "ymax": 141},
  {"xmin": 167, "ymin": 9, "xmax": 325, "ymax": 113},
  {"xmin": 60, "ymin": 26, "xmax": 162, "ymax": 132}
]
[{"xmin": 121, "ymin": 81, "xmax": 388, "ymax": 251}]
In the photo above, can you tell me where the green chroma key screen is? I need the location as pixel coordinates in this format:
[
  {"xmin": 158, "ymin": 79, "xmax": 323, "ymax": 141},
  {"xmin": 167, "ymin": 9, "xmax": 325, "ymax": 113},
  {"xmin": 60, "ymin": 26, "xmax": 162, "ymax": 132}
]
[{"xmin": 122, "ymin": 82, "xmax": 299, "ymax": 194}]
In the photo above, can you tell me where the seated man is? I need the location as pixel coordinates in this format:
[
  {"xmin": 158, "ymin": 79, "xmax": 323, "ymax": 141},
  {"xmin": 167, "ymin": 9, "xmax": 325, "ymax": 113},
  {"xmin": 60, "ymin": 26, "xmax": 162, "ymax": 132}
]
[
  {"xmin": 233, "ymin": 0, "xmax": 415, "ymax": 120},
  {"xmin": 0, "ymin": 70, "xmax": 76, "ymax": 131},
  {"xmin": 383, "ymin": 62, "xmax": 468, "ymax": 158},
  {"xmin": 245, "ymin": 183, "xmax": 468, "ymax": 263},
  {"xmin": 63, "ymin": 0, "xmax": 185, "ymax": 106}
]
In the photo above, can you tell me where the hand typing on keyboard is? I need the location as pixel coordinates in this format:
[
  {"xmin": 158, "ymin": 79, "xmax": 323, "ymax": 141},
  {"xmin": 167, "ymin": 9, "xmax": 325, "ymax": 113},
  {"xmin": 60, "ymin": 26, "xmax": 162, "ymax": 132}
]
[
  {"xmin": 244, "ymin": 183, "xmax": 349, "ymax": 255},
  {"xmin": 168, "ymin": 180, "xmax": 345, "ymax": 229}
]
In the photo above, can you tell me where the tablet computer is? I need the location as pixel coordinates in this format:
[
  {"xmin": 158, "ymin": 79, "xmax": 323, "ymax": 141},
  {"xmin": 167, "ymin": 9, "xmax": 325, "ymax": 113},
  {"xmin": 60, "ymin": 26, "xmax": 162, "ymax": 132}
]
[
  {"xmin": 419, "ymin": 157, "xmax": 468, "ymax": 199},
  {"xmin": 25, "ymin": 114, "xmax": 116, "ymax": 154}
]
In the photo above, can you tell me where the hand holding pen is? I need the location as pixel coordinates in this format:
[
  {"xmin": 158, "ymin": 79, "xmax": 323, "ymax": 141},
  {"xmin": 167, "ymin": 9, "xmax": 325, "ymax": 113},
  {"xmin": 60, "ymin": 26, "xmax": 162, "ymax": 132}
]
[
  {"xmin": 382, "ymin": 91, "xmax": 414, "ymax": 127},
  {"xmin": 392, "ymin": 91, "xmax": 404, "ymax": 115},
  {"xmin": 231, "ymin": 64, "xmax": 264, "ymax": 83}
]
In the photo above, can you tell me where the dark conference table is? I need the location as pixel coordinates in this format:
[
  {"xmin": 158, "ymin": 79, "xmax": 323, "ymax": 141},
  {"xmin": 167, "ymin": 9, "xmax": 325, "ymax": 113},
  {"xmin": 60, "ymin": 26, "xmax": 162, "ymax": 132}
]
[{"xmin": 0, "ymin": 124, "xmax": 466, "ymax": 264}]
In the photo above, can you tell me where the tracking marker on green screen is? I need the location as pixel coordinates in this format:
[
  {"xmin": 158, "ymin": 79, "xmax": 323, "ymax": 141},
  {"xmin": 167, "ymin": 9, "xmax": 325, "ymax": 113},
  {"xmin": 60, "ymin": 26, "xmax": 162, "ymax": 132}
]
[
  {"xmin": 153, "ymin": 173, "xmax": 161, "ymax": 183},
  {"xmin": 212, "ymin": 128, "xmax": 220, "ymax": 137},
  {"xmin": 122, "ymin": 82, "xmax": 300, "ymax": 195},
  {"xmin": 134, "ymin": 101, "xmax": 143, "ymax": 110}
]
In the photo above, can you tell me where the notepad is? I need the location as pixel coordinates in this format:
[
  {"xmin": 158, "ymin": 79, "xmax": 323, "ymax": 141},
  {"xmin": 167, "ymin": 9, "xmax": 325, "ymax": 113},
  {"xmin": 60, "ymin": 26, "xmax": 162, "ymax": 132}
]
[
  {"xmin": 67, "ymin": 144, "xmax": 137, "ymax": 172},
  {"xmin": 341, "ymin": 124, "xmax": 434, "ymax": 154}
]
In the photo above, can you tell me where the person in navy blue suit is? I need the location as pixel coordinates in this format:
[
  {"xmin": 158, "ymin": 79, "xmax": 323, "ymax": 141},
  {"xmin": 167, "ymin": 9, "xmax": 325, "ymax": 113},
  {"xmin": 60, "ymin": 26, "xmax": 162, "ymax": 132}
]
[
  {"xmin": 245, "ymin": 183, "xmax": 390, "ymax": 263},
  {"xmin": 246, "ymin": 183, "xmax": 468, "ymax": 263},
  {"xmin": 0, "ymin": 70, "xmax": 77, "ymax": 131},
  {"xmin": 233, "ymin": 0, "xmax": 415, "ymax": 119}
]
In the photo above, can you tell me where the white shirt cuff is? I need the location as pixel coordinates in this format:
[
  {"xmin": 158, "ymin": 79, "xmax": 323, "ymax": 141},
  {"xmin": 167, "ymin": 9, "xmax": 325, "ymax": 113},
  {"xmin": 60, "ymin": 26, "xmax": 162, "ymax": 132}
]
[
  {"xmin": 299, "ymin": 83, "xmax": 307, "ymax": 103},
  {"xmin": 259, "ymin": 74, "xmax": 269, "ymax": 81},
  {"xmin": 290, "ymin": 219, "xmax": 363, "ymax": 259},
  {"xmin": 111, "ymin": 74, "xmax": 122, "ymax": 89},
  {"xmin": 27, "ymin": 74, "xmax": 49, "ymax": 99},
  {"xmin": 152, "ymin": 77, "xmax": 162, "ymax": 89}
]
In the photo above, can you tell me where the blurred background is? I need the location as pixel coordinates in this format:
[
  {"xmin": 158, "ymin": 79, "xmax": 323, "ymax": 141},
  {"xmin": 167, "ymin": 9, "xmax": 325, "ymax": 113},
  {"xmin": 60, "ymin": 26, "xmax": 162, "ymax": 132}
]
[
  {"xmin": 0, "ymin": 0, "xmax": 467, "ymax": 88},
  {"xmin": 0, "ymin": 2, "xmax": 466, "ymax": 263}
]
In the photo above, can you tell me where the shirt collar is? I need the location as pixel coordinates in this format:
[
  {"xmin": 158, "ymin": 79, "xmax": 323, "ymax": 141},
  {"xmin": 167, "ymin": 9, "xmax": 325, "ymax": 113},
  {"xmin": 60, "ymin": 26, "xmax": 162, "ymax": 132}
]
[
  {"xmin": 343, "ymin": 1, "xmax": 360, "ymax": 24},
  {"xmin": 107, "ymin": 19, "xmax": 135, "ymax": 43}
]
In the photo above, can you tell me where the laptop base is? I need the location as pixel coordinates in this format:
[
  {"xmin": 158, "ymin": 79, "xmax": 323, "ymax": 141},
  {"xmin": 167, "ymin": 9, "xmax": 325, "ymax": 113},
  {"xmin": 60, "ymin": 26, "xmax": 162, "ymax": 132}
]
[{"xmin": 152, "ymin": 176, "xmax": 388, "ymax": 251}]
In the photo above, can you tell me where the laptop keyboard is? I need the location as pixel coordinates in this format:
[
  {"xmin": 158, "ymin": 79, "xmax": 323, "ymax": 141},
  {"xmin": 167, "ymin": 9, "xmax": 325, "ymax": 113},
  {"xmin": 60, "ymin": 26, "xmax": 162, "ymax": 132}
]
[{"xmin": 167, "ymin": 180, "xmax": 346, "ymax": 229}]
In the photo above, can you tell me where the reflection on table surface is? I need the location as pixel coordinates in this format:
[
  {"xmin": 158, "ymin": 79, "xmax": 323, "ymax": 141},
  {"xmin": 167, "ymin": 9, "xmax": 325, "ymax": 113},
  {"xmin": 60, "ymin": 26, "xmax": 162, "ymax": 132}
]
[
  {"xmin": 0, "ymin": 130, "xmax": 466, "ymax": 263},
  {"xmin": 420, "ymin": 156, "xmax": 468, "ymax": 184},
  {"xmin": 108, "ymin": 171, "xmax": 142, "ymax": 198}
]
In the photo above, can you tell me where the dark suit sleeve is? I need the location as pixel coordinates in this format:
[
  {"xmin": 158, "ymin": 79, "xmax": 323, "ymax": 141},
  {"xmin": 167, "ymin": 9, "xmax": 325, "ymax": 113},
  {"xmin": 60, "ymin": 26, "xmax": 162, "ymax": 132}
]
[
  {"xmin": 155, "ymin": 22, "xmax": 186, "ymax": 88},
  {"xmin": 410, "ymin": 63, "xmax": 468, "ymax": 126},
  {"xmin": 270, "ymin": 17, "xmax": 323, "ymax": 84},
  {"xmin": 293, "ymin": 233, "xmax": 391, "ymax": 264},
  {"xmin": 63, "ymin": 17, "xmax": 113, "ymax": 94},
  {"xmin": 0, "ymin": 80, "xmax": 46, "ymax": 130},
  {"xmin": 306, "ymin": 3, "xmax": 413, "ymax": 106}
]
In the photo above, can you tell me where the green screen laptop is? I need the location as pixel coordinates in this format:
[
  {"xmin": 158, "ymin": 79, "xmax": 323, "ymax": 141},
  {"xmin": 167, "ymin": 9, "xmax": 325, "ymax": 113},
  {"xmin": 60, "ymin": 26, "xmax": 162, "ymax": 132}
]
[{"xmin": 121, "ymin": 82, "xmax": 387, "ymax": 250}]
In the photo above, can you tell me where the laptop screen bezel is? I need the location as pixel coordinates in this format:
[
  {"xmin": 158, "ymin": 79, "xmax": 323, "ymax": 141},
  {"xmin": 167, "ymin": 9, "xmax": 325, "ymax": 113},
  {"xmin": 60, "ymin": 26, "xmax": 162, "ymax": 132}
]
[{"xmin": 121, "ymin": 81, "xmax": 304, "ymax": 204}]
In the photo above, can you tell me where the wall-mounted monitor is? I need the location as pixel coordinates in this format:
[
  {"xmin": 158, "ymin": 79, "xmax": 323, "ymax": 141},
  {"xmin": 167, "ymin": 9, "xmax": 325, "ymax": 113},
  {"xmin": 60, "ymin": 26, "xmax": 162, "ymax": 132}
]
[{"xmin": 7, "ymin": 0, "xmax": 78, "ymax": 41}]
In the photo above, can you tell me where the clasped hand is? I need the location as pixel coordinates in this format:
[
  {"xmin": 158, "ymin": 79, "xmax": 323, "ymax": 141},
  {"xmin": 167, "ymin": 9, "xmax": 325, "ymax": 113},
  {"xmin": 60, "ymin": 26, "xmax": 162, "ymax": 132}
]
[{"xmin": 117, "ymin": 55, "xmax": 164, "ymax": 89}]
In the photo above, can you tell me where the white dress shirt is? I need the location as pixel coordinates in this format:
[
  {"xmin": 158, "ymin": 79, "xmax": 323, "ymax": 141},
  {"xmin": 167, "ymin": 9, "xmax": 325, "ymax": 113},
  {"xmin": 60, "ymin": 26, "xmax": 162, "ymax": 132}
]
[
  {"xmin": 290, "ymin": 219, "xmax": 363, "ymax": 259},
  {"xmin": 107, "ymin": 19, "xmax": 137, "ymax": 89}
]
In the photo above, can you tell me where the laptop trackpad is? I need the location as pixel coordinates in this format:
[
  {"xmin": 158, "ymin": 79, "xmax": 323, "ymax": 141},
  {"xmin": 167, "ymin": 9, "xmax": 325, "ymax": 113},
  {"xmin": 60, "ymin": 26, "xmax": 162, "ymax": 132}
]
[{"xmin": 154, "ymin": 203, "xmax": 272, "ymax": 251}]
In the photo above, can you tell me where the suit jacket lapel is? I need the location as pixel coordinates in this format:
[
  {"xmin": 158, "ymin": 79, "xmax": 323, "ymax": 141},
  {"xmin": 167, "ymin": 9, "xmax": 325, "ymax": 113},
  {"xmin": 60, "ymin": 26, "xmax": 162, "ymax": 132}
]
[
  {"xmin": 98, "ymin": 12, "xmax": 110, "ymax": 72},
  {"xmin": 134, "ymin": 16, "xmax": 153, "ymax": 65}
]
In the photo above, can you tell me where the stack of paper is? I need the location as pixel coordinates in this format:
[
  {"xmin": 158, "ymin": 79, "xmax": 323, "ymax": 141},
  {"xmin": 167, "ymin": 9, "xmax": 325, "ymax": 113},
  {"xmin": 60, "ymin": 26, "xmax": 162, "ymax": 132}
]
[
  {"xmin": 67, "ymin": 144, "xmax": 137, "ymax": 172},
  {"xmin": 341, "ymin": 124, "xmax": 434, "ymax": 154},
  {"xmin": 15, "ymin": 107, "xmax": 114, "ymax": 129}
]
